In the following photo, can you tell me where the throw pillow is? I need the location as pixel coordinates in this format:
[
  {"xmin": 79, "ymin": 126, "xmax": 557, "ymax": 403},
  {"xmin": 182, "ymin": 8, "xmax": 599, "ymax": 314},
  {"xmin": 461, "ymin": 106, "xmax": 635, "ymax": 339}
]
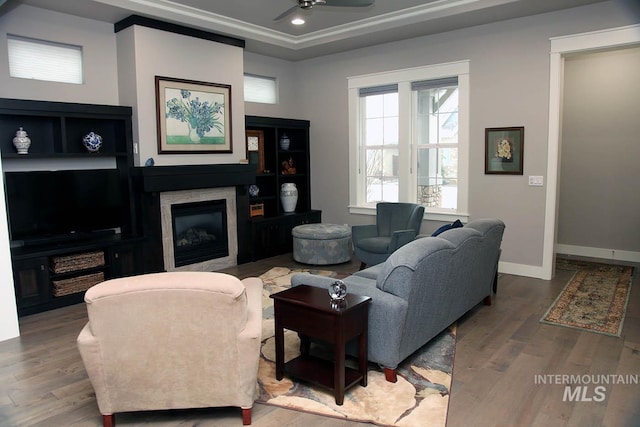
[{"xmin": 431, "ymin": 219, "xmax": 463, "ymax": 237}]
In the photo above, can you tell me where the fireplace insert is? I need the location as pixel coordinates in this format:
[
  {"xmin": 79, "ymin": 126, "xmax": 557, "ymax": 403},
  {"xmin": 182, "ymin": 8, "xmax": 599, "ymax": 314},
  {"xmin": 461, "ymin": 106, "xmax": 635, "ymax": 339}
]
[{"xmin": 171, "ymin": 199, "xmax": 228, "ymax": 267}]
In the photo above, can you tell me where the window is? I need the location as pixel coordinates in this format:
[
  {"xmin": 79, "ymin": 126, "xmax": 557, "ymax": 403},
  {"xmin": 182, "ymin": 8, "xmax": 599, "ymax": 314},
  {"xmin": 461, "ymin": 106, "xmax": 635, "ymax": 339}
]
[
  {"xmin": 7, "ymin": 35, "xmax": 83, "ymax": 84},
  {"xmin": 244, "ymin": 73, "xmax": 277, "ymax": 104},
  {"xmin": 413, "ymin": 78, "xmax": 459, "ymax": 210},
  {"xmin": 360, "ymin": 85, "xmax": 399, "ymax": 203},
  {"xmin": 348, "ymin": 61, "xmax": 469, "ymax": 221}
]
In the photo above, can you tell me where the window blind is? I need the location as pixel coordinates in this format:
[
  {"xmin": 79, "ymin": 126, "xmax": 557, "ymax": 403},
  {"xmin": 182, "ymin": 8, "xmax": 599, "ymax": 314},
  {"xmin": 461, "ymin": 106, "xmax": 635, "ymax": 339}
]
[
  {"xmin": 358, "ymin": 84, "xmax": 398, "ymax": 97},
  {"xmin": 8, "ymin": 35, "xmax": 83, "ymax": 84},
  {"xmin": 244, "ymin": 74, "xmax": 277, "ymax": 104},
  {"xmin": 411, "ymin": 77, "xmax": 458, "ymax": 91}
]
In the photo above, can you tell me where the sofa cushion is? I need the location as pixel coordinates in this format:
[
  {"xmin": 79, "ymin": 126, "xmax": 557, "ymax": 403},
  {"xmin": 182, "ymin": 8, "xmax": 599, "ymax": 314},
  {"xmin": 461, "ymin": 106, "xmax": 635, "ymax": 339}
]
[
  {"xmin": 356, "ymin": 236, "xmax": 391, "ymax": 254},
  {"xmin": 431, "ymin": 219, "xmax": 463, "ymax": 236},
  {"xmin": 353, "ymin": 264, "xmax": 383, "ymax": 280}
]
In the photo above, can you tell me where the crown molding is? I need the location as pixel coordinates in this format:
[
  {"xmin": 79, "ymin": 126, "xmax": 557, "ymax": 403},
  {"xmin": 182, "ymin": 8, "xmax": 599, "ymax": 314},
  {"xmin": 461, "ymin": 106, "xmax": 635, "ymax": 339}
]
[{"xmin": 94, "ymin": 0, "xmax": 520, "ymax": 51}]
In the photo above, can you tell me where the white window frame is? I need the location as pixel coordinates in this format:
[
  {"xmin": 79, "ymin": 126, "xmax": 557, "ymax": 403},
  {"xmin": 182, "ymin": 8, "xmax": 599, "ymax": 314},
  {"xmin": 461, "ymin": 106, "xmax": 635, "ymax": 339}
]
[{"xmin": 348, "ymin": 61, "xmax": 470, "ymax": 222}]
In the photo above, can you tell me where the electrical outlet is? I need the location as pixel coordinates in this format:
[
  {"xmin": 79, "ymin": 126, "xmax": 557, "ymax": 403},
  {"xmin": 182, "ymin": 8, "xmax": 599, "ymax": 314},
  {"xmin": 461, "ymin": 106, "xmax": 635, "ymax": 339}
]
[{"xmin": 528, "ymin": 176, "xmax": 544, "ymax": 186}]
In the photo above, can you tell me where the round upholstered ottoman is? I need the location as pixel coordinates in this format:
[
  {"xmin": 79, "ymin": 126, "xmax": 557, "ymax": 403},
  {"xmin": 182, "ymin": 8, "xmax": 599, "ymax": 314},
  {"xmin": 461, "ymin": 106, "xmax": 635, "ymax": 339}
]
[{"xmin": 292, "ymin": 223, "xmax": 352, "ymax": 265}]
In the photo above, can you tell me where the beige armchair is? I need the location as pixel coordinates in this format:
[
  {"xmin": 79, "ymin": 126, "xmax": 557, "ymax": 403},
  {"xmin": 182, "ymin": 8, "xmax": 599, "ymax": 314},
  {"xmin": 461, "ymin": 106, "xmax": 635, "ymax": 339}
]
[{"xmin": 77, "ymin": 271, "xmax": 263, "ymax": 426}]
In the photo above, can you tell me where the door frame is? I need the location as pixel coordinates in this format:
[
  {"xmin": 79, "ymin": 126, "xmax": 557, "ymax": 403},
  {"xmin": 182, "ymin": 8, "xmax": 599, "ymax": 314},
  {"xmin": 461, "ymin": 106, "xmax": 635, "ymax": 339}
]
[{"xmin": 542, "ymin": 24, "xmax": 640, "ymax": 280}]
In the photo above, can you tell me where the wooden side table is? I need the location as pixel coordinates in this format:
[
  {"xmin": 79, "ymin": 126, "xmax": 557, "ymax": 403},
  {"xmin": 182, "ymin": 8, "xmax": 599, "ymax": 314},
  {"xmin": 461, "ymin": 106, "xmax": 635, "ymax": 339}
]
[{"xmin": 270, "ymin": 284, "xmax": 371, "ymax": 405}]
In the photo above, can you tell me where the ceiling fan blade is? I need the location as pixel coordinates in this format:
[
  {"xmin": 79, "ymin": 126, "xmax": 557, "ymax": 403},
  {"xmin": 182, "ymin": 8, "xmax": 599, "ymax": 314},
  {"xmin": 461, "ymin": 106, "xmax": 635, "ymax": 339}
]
[
  {"xmin": 323, "ymin": 0, "xmax": 375, "ymax": 6},
  {"xmin": 273, "ymin": 5, "xmax": 300, "ymax": 21}
]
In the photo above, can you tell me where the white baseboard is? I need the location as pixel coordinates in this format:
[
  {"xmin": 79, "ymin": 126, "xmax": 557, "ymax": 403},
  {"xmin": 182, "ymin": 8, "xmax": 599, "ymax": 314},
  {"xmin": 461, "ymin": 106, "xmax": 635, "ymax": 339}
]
[
  {"xmin": 498, "ymin": 245, "xmax": 640, "ymax": 281},
  {"xmin": 555, "ymin": 244, "xmax": 640, "ymax": 264},
  {"xmin": 499, "ymin": 261, "xmax": 545, "ymax": 279}
]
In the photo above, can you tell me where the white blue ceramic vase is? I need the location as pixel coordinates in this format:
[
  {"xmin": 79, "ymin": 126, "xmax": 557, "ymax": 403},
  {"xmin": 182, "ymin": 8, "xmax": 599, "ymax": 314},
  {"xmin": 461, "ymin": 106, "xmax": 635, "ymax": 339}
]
[{"xmin": 83, "ymin": 131, "xmax": 103, "ymax": 152}]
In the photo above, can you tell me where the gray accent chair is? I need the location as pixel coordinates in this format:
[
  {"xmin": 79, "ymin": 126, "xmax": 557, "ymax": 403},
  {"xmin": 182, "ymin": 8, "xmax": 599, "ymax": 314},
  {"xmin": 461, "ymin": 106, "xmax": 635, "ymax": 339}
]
[
  {"xmin": 352, "ymin": 202, "xmax": 425, "ymax": 269},
  {"xmin": 291, "ymin": 218, "xmax": 505, "ymax": 382}
]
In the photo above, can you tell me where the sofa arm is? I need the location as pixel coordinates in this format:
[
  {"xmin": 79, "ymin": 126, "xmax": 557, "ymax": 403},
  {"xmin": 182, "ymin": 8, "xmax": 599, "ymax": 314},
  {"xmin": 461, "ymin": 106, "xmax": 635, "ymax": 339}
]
[
  {"xmin": 240, "ymin": 277, "xmax": 263, "ymax": 342},
  {"xmin": 351, "ymin": 224, "xmax": 378, "ymax": 242},
  {"xmin": 237, "ymin": 277, "xmax": 263, "ymax": 405},
  {"xmin": 389, "ymin": 229, "xmax": 417, "ymax": 252},
  {"xmin": 77, "ymin": 323, "xmax": 113, "ymax": 414}
]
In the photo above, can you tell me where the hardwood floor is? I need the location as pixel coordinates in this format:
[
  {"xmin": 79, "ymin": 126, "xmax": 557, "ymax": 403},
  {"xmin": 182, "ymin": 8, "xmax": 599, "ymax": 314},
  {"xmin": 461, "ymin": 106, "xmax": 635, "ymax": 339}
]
[{"xmin": 0, "ymin": 254, "xmax": 638, "ymax": 427}]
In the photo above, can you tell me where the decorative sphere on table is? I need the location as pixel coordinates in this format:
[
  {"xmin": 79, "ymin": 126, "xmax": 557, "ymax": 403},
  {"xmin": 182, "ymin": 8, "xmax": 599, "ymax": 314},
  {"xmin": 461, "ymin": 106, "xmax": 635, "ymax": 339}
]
[
  {"xmin": 82, "ymin": 131, "xmax": 103, "ymax": 152},
  {"xmin": 328, "ymin": 280, "xmax": 347, "ymax": 301},
  {"xmin": 249, "ymin": 184, "xmax": 260, "ymax": 197}
]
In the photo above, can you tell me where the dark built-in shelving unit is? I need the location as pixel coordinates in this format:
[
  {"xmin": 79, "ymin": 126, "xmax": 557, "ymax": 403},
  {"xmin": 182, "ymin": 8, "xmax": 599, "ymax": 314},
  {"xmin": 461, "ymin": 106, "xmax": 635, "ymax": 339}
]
[
  {"xmin": 245, "ymin": 116, "xmax": 321, "ymax": 260},
  {"xmin": 0, "ymin": 98, "xmax": 142, "ymax": 316}
]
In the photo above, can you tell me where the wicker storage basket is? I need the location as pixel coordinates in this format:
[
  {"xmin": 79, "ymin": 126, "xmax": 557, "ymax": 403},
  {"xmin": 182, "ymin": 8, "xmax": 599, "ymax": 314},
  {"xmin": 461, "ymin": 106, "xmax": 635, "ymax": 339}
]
[
  {"xmin": 51, "ymin": 251, "xmax": 105, "ymax": 274},
  {"xmin": 52, "ymin": 272, "xmax": 105, "ymax": 297}
]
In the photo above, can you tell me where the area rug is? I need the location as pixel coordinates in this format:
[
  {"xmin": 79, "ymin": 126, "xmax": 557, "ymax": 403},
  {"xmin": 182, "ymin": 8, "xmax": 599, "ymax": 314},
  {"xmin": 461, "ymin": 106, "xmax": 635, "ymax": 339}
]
[
  {"xmin": 256, "ymin": 267, "xmax": 454, "ymax": 427},
  {"xmin": 540, "ymin": 258, "xmax": 635, "ymax": 337}
]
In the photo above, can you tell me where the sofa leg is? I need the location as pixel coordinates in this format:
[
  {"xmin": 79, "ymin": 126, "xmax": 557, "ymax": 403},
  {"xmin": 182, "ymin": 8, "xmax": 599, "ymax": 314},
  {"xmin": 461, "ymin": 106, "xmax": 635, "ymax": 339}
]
[
  {"xmin": 384, "ymin": 368, "xmax": 397, "ymax": 383},
  {"xmin": 242, "ymin": 408, "xmax": 252, "ymax": 425},
  {"xmin": 359, "ymin": 262, "xmax": 366, "ymax": 271},
  {"xmin": 483, "ymin": 295, "xmax": 492, "ymax": 306},
  {"xmin": 493, "ymin": 270, "xmax": 498, "ymax": 293},
  {"xmin": 102, "ymin": 414, "xmax": 115, "ymax": 427}
]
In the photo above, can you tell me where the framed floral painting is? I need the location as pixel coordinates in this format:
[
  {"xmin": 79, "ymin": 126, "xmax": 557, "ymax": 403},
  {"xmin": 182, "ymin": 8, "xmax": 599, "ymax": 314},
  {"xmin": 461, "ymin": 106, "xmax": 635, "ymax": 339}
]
[
  {"xmin": 484, "ymin": 126, "xmax": 524, "ymax": 175},
  {"xmin": 155, "ymin": 76, "xmax": 232, "ymax": 153}
]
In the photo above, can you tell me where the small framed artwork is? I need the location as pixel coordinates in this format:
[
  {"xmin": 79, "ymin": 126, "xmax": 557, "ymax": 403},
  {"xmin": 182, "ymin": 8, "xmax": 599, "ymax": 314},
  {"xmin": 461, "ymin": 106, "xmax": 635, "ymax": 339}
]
[
  {"xmin": 246, "ymin": 129, "xmax": 265, "ymax": 173},
  {"xmin": 485, "ymin": 126, "xmax": 524, "ymax": 175},
  {"xmin": 155, "ymin": 76, "xmax": 232, "ymax": 154}
]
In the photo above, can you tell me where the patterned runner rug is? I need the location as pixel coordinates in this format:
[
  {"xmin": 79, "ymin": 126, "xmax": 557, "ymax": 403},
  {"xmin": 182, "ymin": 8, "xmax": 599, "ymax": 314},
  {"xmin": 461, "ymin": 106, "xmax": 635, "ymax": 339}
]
[
  {"xmin": 257, "ymin": 267, "xmax": 454, "ymax": 427},
  {"xmin": 540, "ymin": 258, "xmax": 635, "ymax": 337}
]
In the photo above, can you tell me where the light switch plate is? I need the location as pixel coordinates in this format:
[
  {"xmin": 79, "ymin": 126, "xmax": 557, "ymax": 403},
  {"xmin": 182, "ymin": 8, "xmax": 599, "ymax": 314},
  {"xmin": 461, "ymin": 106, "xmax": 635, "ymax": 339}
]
[{"xmin": 528, "ymin": 176, "xmax": 544, "ymax": 186}]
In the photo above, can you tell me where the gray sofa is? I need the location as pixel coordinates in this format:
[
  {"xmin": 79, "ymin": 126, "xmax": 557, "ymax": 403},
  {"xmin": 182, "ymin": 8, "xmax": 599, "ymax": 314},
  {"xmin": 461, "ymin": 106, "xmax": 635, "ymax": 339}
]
[{"xmin": 291, "ymin": 218, "xmax": 505, "ymax": 382}]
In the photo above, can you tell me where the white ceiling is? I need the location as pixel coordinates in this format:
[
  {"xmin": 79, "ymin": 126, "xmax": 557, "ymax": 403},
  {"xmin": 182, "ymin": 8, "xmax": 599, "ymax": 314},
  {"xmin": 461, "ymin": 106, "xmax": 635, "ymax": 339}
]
[{"xmin": 6, "ymin": 0, "xmax": 610, "ymax": 60}]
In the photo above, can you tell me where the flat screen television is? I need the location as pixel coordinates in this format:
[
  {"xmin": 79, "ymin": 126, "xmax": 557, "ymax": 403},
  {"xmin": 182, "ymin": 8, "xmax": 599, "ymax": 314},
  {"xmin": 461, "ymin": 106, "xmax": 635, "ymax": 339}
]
[{"xmin": 4, "ymin": 169, "xmax": 124, "ymax": 246}]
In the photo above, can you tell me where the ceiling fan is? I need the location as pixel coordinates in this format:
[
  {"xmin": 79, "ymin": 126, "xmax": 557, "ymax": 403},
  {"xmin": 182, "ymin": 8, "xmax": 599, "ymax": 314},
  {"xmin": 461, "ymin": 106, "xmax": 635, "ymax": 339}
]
[{"xmin": 274, "ymin": 0, "xmax": 376, "ymax": 21}]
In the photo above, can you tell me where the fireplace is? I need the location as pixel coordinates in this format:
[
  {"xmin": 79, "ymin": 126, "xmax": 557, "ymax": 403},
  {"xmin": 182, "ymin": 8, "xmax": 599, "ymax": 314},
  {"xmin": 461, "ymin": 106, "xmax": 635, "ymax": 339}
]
[
  {"xmin": 160, "ymin": 187, "xmax": 238, "ymax": 272},
  {"xmin": 133, "ymin": 164, "xmax": 254, "ymax": 273},
  {"xmin": 171, "ymin": 200, "xmax": 229, "ymax": 267}
]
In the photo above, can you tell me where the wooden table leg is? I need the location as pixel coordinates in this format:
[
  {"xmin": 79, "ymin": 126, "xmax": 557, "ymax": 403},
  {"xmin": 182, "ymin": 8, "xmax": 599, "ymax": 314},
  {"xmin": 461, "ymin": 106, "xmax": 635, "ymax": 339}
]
[
  {"xmin": 359, "ymin": 330, "xmax": 368, "ymax": 387},
  {"xmin": 334, "ymin": 324, "xmax": 345, "ymax": 405},
  {"xmin": 274, "ymin": 316, "xmax": 284, "ymax": 381}
]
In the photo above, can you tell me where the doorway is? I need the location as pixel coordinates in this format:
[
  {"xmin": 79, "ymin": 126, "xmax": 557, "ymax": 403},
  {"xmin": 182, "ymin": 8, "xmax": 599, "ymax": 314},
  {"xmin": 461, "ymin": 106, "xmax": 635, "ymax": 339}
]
[{"xmin": 542, "ymin": 24, "xmax": 640, "ymax": 280}]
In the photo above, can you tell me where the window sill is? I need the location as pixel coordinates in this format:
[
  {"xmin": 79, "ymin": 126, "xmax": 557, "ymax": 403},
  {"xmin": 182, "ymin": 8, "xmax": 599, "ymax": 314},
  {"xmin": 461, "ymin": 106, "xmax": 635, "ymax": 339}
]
[{"xmin": 348, "ymin": 205, "xmax": 469, "ymax": 223}]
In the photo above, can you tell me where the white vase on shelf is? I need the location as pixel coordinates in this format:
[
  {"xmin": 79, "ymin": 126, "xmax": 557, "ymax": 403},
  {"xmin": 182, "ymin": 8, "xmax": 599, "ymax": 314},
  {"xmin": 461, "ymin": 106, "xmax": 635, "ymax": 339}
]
[
  {"xmin": 12, "ymin": 127, "xmax": 31, "ymax": 154},
  {"xmin": 280, "ymin": 182, "xmax": 298, "ymax": 213}
]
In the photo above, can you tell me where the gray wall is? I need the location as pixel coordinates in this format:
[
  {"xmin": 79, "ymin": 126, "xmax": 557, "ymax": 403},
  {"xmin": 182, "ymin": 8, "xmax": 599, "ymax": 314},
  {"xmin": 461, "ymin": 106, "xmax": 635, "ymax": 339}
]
[
  {"xmin": 243, "ymin": 52, "xmax": 303, "ymax": 119},
  {"xmin": 558, "ymin": 46, "xmax": 640, "ymax": 254},
  {"xmin": 0, "ymin": 5, "xmax": 118, "ymax": 104},
  {"xmin": 280, "ymin": 1, "xmax": 638, "ymax": 269}
]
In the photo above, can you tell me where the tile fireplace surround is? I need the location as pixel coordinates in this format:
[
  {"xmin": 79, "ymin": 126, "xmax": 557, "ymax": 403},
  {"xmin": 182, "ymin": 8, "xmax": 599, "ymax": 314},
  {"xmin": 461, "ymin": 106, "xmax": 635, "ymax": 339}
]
[
  {"xmin": 160, "ymin": 187, "xmax": 237, "ymax": 272},
  {"xmin": 134, "ymin": 164, "xmax": 254, "ymax": 273}
]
